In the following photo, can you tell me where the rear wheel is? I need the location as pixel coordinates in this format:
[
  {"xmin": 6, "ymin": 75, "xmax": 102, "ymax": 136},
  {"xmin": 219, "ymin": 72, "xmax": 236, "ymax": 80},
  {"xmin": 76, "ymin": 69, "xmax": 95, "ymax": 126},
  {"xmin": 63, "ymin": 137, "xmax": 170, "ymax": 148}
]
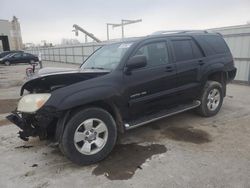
[
  {"xmin": 60, "ymin": 107, "xmax": 117, "ymax": 165},
  {"xmin": 196, "ymin": 81, "xmax": 223, "ymax": 117},
  {"xmin": 4, "ymin": 61, "xmax": 10, "ymax": 66}
]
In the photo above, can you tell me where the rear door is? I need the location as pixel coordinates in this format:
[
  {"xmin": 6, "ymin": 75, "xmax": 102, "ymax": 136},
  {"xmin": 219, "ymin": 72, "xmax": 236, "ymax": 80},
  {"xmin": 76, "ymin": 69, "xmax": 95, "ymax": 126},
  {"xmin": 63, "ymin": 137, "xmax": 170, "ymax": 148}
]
[
  {"xmin": 170, "ymin": 37, "xmax": 205, "ymax": 101},
  {"xmin": 123, "ymin": 38, "xmax": 177, "ymax": 119}
]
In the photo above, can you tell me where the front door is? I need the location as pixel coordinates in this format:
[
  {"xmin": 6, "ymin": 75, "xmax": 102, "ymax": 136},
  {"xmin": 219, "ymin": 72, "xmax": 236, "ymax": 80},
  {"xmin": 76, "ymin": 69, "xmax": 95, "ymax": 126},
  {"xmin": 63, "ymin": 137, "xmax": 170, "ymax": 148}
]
[
  {"xmin": 11, "ymin": 53, "xmax": 25, "ymax": 64},
  {"xmin": 123, "ymin": 39, "xmax": 177, "ymax": 120}
]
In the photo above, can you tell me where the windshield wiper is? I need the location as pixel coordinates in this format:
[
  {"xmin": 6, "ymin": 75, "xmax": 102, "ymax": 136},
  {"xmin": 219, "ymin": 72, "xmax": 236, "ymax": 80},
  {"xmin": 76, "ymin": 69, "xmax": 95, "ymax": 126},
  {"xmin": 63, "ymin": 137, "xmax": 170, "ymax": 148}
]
[{"xmin": 90, "ymin": 67, "xmax": 106, "ymax": 70}]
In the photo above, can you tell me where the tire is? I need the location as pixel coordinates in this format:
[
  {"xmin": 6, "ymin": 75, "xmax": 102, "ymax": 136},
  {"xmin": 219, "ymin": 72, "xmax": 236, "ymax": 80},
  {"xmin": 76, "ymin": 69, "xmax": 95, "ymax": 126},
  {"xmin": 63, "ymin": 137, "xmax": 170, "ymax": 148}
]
[
  {"xmin": 4, "ymin": 61, "xmax": 10, "ymax": 66},
  {"xmin": 60, "ymin": 107, "xmax": 117, "ymax": 165},
  {"xmin": 196, "ymin": 81, "xmax": 223, "ymax": 117}
]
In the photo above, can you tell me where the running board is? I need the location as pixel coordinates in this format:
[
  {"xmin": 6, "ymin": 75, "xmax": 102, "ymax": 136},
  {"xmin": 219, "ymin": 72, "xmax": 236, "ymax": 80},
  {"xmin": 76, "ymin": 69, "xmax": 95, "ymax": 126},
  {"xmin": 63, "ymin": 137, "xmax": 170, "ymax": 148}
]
[{"xmin": 125, "ymin": 100, "xmax": 201, "ymax": 130}]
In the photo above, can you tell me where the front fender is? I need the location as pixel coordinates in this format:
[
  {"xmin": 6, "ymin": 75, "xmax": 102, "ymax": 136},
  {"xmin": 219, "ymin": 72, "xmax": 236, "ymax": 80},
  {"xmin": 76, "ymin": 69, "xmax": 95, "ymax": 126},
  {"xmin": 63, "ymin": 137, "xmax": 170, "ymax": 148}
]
[{"xmin": 48, "ymin": 86, "xmax": 122, "ymax": 111}]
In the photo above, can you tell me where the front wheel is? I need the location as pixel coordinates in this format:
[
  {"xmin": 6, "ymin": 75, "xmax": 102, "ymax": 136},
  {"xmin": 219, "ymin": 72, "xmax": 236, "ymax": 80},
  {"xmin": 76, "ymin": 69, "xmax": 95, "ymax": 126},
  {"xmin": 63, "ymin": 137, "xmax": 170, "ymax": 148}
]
[
  {"xmin": 196, "ymin": 81, "xmax": 223, "ymax": 117},
  {"xmin": 60, "ymin": 107, "xmax": 117, "ymax": 165}
]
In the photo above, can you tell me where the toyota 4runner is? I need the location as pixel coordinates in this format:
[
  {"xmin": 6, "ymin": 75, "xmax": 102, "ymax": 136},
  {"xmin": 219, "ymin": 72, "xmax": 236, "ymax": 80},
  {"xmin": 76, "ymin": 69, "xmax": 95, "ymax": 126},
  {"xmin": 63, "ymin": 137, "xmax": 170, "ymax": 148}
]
[{"xmin": 7, "ymin": 30, "xmax": 237, "ymax": 165}]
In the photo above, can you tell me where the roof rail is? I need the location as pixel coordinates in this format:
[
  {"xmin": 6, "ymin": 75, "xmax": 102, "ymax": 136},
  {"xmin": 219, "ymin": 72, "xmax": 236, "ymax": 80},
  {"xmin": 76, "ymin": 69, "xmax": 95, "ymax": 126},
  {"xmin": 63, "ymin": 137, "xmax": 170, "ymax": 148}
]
[{"xmin": 151, "ymin": 30, "xmax": 209, "ymax": 35}]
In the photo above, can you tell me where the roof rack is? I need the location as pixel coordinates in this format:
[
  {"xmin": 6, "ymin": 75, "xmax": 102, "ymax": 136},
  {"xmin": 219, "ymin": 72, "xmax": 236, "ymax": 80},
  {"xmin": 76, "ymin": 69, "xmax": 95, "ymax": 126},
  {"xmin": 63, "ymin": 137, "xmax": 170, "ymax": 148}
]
[{"xmin": 151, "ymin": 30, "xmax": 209, "ymax": 35}]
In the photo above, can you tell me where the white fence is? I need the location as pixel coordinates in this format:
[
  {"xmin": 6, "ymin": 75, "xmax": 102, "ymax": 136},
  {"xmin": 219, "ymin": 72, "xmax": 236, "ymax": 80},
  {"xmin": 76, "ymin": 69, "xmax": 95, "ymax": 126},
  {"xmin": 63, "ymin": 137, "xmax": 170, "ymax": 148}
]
[{"xmin": 26, "ymin": 43, "xmax": 104, "ymax": 64}]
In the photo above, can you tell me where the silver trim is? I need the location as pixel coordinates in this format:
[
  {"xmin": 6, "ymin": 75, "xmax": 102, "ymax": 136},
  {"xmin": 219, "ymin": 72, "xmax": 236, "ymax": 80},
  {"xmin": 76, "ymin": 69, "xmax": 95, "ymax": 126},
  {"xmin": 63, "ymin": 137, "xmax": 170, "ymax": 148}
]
[
  {"xmin": 124, "ymin": 123, "xmax": 130, "ymax": 128},
  {"xmin": 125, "ymin": 101, "xmax": 201, "ymax": 130}
]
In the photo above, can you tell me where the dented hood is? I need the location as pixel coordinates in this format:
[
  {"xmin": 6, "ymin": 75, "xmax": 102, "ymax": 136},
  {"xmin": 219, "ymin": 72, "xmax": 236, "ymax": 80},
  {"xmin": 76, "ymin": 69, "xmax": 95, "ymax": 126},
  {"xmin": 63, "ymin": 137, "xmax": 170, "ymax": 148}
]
[{"xmin": 21, "ymin": 67, "xmax": 110, "ymax": 95}]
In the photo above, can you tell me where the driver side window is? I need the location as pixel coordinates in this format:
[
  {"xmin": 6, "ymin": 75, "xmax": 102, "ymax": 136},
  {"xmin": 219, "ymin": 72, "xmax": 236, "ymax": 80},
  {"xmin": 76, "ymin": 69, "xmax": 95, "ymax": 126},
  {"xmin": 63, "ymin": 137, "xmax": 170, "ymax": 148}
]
[
  {"xmin": 13, "ymin": 53, "xmax": 23, "ymax": 58},
  {"xmin": 134, "ymin": 42, "xmax": 169, "ymax": 67}
]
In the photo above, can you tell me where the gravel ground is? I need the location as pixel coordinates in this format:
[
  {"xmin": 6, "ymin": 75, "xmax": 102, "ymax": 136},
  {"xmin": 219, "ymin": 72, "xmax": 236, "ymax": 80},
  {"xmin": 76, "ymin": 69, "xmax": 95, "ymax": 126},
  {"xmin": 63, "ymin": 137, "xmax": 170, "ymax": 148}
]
[{"xmin": 0, "ymin": 63, "xmax": 249, "ymax": 188}]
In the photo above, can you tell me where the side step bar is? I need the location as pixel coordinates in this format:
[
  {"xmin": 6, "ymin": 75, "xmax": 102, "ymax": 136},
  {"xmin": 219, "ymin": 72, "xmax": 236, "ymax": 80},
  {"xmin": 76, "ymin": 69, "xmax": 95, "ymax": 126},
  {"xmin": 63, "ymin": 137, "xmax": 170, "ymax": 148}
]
[{"xmin": 125, "ymin": 100, "xmax": 201, "ymax": 130}]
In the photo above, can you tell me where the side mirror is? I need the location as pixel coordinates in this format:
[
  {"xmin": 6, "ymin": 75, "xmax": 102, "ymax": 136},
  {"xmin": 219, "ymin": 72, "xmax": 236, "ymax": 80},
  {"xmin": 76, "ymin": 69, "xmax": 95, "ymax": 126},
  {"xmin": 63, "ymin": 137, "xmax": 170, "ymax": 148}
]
[{"xmin": 125, "ymin": 55, "xmax": 147, "ymax": 73}]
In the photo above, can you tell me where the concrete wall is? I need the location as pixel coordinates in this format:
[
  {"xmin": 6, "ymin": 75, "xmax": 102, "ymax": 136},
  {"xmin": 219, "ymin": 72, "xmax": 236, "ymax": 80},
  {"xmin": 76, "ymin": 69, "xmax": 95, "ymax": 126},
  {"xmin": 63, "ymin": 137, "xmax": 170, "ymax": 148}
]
[
  {"xmin": 10, "ymin": 16, "xmax": 23, "ymax": 50},
  {"xmin": 0, "ymin": 17, "xmax": 23, "ymax": 51},
  {"xmin": 0, "ymin": 19, "xmax": 12, "ymax": 51}
]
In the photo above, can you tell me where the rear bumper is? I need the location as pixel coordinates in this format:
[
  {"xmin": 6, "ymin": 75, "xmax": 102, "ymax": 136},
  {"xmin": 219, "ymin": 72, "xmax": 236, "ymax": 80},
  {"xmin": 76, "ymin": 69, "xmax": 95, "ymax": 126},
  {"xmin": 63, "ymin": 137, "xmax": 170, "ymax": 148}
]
[{"xmin": 227, "ymin": 67, "xmax": 237, "ymax": 82}]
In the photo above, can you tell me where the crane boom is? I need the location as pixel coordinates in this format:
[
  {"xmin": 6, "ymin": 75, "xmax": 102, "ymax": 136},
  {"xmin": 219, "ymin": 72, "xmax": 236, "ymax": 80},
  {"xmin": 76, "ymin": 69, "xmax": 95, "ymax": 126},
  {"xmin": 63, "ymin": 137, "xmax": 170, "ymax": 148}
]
[{"xmin": 73, "ymin": 24, "xmax": 101, "ymax": 43}]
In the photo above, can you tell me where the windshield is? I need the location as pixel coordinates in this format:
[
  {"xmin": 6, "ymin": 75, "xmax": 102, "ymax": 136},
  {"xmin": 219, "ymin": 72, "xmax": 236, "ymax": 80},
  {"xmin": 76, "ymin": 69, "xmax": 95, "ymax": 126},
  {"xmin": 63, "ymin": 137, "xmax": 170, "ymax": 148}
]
[
  {"xmin": 0, "ymin": 52, "xmax": 10, "ymax": 58},
  {"xmin": 81, "ymin": 42, "xmax": 133, "ymax": 70},
  {"xmin": 4, "ymin": 53, "xmax": 15, "ymax": 58}
]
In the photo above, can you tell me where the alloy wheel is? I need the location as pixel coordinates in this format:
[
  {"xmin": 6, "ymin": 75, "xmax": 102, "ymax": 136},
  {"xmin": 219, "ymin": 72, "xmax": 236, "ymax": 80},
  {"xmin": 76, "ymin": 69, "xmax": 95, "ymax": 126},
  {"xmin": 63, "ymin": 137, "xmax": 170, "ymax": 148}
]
[
  {"xmin": 207, "ymin": 88, "xmax": 220, "ymax": 111},
  {"xmin": 73, "ymin": 118, "xmax": 108, "ymax": 155}
]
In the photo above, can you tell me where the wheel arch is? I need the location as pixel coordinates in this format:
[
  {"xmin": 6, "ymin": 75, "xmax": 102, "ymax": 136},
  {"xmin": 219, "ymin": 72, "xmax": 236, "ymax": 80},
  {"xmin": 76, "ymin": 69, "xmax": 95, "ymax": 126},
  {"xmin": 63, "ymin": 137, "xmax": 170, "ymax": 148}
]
[
  {"xmin": 201, "ymin": 64, "xmax": 228, "ymax": 97},
  {"xmin": 54, "ymin": 100, "xmax": 124, "ymax": 143}
]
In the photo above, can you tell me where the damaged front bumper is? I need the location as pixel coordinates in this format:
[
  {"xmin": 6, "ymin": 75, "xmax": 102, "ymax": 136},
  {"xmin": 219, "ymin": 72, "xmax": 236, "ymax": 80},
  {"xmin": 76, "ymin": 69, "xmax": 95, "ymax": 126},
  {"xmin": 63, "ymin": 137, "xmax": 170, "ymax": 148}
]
[
  {"xmin": 6, "ymin": 112, "xmax": 37, "ymax": 141},
  {"xmin": 6, "ymin": 110, "xmax": 55, "ymax": 141}
]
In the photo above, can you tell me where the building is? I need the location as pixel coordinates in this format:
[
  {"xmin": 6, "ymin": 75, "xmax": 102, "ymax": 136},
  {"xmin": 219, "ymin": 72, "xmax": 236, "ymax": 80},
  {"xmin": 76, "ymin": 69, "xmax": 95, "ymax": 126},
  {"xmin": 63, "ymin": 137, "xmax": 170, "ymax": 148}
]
[
  {"xmin": 0, "ymin": 16, "xmax": 23, "ymax": 52},
  {"xmin": 210, "ymin": 24, "xmax": 250, "ymax": 83}
]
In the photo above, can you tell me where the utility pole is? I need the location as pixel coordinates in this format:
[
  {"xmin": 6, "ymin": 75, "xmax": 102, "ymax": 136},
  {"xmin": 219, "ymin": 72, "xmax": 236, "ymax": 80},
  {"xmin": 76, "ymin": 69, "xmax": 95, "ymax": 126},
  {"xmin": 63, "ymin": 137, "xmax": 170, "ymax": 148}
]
[
  {"xmin": 107, "ymin": 24, "xmax": 109, "ymax": 41},
  {"xmin": 106, "ymin": 19, "xmax": 142, "ymax": 40},
  {"xmin": 106, "ymin": 23, "xmax": 120, "ymax": 41},
  {"xmin": 41, "ymin": 40, "xmax": 46, "ymax": 47}
]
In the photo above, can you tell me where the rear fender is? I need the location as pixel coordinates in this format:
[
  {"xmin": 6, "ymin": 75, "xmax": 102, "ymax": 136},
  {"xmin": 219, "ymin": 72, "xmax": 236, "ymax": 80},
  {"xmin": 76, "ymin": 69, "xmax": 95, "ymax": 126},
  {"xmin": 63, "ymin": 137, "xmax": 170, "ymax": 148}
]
[{"xmin": 200, "ymin": 63, "xmax": 224, "ymax": 85}]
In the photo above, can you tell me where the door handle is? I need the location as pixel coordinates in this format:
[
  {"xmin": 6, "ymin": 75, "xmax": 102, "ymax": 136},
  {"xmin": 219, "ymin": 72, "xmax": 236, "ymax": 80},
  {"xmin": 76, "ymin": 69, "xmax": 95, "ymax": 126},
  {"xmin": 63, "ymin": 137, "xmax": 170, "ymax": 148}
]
[
  {"xmin": 166, "ymin": 66, "xmax": 174, "ymax": 72},
  {"xmin": 198, "ymin": 59, "xmax": 205, "ymax": 66}
]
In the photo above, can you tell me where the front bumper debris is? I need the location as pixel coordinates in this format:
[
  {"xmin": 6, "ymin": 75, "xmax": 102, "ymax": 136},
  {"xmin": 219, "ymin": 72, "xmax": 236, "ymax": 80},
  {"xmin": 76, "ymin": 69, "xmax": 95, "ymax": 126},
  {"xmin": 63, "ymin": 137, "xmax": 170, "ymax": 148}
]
[
  {"xmin": 6, "ymin": 112, "xmax": 38, "ymax": 141},
  {"xmin": 6, "ymin": 111, "xmax": 53, "ymax": 141}
]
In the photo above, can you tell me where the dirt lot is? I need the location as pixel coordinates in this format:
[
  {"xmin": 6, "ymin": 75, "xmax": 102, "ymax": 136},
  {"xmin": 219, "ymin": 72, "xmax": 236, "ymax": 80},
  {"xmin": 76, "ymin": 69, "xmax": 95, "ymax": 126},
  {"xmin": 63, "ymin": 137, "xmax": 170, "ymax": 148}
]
[{"xmin": 0, "ymin": 63, "xmax": 250, "ymax": 188}]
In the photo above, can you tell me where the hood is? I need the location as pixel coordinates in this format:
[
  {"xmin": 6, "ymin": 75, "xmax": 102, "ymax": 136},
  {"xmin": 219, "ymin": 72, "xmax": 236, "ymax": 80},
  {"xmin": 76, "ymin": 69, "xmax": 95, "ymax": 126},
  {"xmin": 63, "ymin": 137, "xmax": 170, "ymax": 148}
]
[
  {"xmin": 21, "ymin": 67, "xmax": 110, "ymax": 95},
  {"xmin": 37, "ymin": 67, "xmax": 79, "ymax": 76}
]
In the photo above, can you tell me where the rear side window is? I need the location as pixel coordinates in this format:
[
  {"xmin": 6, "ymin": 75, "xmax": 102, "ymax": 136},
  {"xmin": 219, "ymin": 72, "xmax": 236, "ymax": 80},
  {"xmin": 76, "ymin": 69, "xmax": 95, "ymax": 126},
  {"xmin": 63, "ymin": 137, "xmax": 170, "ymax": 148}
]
[
  {"xmin": 172, "ymin": 39, "xmax": 203, "ymax": 62},
  {"xmin": 191, "ymin": 40, "xmax": 203, "ymax": 58},
  {"xmin": 172, "ymin": 40, "xmax": 193, "ymax": 62}
]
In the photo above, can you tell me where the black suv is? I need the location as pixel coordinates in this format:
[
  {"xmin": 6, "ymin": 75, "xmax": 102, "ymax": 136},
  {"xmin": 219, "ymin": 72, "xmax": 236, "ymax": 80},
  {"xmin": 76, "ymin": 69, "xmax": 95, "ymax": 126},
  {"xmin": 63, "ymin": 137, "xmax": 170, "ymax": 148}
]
[{"xmin": 7, "ymin": 31, "xmax": 236, "ymax": 165}]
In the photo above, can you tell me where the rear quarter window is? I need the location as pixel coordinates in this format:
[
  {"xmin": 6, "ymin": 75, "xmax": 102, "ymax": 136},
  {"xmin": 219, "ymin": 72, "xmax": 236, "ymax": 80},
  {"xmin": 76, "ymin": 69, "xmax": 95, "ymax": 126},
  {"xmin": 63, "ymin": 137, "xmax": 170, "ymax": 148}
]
[{"xmin": 195, "ymin": 35, "xmax": 230, "ymax": 55}]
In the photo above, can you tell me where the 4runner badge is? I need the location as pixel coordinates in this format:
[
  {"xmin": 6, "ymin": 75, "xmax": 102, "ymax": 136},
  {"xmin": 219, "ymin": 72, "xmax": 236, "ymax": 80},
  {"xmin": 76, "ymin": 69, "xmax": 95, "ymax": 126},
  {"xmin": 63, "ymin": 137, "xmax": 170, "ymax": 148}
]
[{"xmin": 130, "ymin": 91, "xmax": 147, "ymax": 98}]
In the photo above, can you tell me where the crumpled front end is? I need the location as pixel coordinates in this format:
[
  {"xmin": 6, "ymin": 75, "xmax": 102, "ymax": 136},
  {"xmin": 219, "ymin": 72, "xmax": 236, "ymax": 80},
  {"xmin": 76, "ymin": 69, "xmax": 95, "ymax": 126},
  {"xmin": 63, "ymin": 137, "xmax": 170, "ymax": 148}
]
[
  {"xmin": 6, "ymin": 108, "xmax": 57, "ymax": 141},
  {"xmin": 6, "ymin": 93, "xmax": 57, "ymax": 141},
  {"xmin": 6, "ymin": 69, "xmax": 110, "ymax": 141}
]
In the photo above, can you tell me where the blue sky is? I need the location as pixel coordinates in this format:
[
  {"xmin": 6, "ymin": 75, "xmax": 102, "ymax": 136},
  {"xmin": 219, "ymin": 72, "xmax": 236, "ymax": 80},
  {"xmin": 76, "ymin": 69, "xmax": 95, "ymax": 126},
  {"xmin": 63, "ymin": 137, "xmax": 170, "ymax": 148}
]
[{"xmin": 1, "ymin": 0, "xmax": 250, "ymax": 44}]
